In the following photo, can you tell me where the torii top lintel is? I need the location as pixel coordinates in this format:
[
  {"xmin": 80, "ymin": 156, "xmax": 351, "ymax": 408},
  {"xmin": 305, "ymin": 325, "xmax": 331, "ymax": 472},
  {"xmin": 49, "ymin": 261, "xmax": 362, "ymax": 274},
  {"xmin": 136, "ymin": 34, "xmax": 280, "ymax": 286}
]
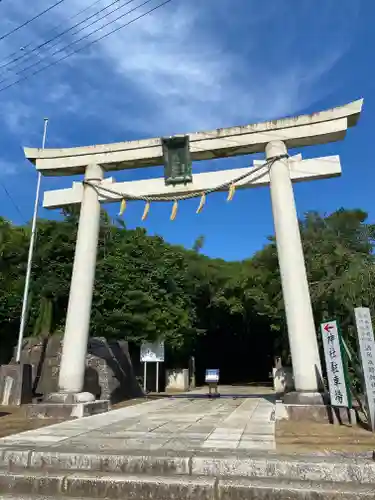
[{"xmin": 23, "ymin": 99, "xmax": 363, "ymax": 177}]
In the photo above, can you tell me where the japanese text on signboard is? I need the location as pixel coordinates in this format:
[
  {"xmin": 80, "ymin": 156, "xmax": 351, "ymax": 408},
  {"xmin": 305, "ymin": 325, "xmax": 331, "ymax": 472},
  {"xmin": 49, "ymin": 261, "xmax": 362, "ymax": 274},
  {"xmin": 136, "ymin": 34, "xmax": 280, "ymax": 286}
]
[
  {"xmin": 354, "ymin": 307, "xmax": 375, "ymax": 431},
  {"xmin": 140, "ymin": 341, "xmax": 165, "ymax": 362},
  {"xmin": 321, "ymin": 320, "xmax": 349, "ymax": 407}
]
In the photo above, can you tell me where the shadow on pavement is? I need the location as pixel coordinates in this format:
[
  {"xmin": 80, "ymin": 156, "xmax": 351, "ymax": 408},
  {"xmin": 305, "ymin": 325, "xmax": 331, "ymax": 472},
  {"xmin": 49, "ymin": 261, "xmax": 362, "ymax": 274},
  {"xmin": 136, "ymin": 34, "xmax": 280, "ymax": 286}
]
[{"xmin": 149, "ymin": 393, "xmax": 276, "ymax": 402}]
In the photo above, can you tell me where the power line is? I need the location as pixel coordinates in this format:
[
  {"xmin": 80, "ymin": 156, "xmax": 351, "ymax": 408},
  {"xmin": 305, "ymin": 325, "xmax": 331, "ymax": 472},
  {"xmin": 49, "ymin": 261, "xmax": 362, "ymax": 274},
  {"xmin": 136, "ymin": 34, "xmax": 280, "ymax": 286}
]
[
  {"xmin": 0, "ymin": 0, "xmax": 173, "ymax": 93},
  {"xmin": 0, "ymin": 0, "xmax": 138, "ymax": 74},
  {"xmin": 0, "ymin": 0, "xmax": 106, "ymax": 67},
  {"xmin": 0, "ymin": 179, "xmax": 25, "ymax": 221},
  {"xmin": 0, "ymin": 0, "xmax": 146, "ymax": 85},
  {"xmin": 0, "ymin": 0, "xmax": 68, "ymax": 42},
  {"xmin": 0, "ymin": 0, "xmax": 136, "ymax": 75}
]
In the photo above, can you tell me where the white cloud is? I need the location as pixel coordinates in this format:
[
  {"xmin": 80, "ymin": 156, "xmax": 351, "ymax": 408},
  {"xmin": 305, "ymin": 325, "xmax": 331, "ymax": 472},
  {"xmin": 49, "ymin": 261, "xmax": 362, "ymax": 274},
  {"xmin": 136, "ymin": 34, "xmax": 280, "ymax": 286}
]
[
  {"xmin": 1, "ymin": 99, "xmax": 33, "ymax": 135},
  {"xmin": 0, "ymin": 159, "xmax": 17, "ymax": 176},
  {"xmin": 0, "ymin": 0, "xmax": 362, "ymax": 143}
]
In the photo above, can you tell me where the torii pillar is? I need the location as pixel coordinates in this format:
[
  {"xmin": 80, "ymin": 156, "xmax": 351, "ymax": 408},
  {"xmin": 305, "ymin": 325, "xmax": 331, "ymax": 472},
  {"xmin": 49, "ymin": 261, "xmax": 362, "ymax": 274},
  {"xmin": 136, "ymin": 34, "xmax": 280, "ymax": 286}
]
[
  {"xmin": 58, "ymin": 164, "xmax": 103, "ymax": 397},
  {"xmin": 24, "ymin": 99, "xmax": 362, "ymax": 413},
  {"xmin": 267, "ymin": 141, "xmax": 323, "ymax": 403}
]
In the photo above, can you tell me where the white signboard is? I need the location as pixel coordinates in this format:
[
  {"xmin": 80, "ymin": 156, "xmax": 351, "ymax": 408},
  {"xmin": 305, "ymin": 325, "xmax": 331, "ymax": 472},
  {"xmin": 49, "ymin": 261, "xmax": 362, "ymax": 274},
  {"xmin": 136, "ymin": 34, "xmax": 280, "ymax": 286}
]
[
  {"xmin": 205, "ymin": 369, "xmax": 220, "ymax": 383},
  {"xmin": 354, "ymin": 307, "xmax": 375, "ymax": 431},
  {"xmin": 140, "ymin": 341, "xmax": 165, "ymax": 363},
  {"xmin": 321, "ymin": 320, "xmax": 350, "ymax": 407}
]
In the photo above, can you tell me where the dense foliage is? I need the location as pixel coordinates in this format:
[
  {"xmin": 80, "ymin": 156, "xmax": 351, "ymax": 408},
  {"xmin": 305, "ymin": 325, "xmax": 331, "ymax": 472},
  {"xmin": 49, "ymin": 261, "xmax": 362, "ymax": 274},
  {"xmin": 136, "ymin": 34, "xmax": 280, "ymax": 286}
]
[{"xmin": 1, "ymin": 208, "xmax": 374, "ymax": 383}]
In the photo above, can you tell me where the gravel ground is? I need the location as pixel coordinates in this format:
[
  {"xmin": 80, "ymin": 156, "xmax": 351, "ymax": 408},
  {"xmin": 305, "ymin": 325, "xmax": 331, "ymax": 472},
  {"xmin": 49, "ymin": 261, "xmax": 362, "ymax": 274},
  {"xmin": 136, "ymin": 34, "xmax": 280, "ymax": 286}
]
[{"xmin": 276, "ymin": 419, "xmax": 375, "ymax": 454}]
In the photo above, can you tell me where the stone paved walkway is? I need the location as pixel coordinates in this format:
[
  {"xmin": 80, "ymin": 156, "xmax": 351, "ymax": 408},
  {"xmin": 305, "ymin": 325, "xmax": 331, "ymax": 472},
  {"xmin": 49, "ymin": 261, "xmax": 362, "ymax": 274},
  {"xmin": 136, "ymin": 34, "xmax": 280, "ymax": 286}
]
[{"xmin": 0, "ymin": 386, "xmax": 276, "ymax": 452}]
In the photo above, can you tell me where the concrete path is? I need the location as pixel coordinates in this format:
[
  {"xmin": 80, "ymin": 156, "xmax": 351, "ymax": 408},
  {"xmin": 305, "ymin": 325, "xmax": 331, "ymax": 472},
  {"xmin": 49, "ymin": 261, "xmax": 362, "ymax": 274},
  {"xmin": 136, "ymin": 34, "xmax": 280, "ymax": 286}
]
[
  {"xmin": 0, "ymin": 386, "xmax": 276, "ymax": 452},
  {"xmin": 2, "ymin": 387, "xmax": 375, "ymax": 500}
]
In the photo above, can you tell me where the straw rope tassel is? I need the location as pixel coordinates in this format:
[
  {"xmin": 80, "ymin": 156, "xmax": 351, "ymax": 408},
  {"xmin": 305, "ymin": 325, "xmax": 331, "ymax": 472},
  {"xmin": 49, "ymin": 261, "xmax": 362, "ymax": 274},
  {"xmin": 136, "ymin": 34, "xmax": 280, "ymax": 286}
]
[
  {"xmin": 119, "ymin": 198, "xmax": 127, "ymax": 216},
  {"xmin": 227, "ymin": 183, "xmax": 236, "ymax": 202},
  {"xmin": 196, "ymin": 193, "xmax": 206, "ymax": 214},
  {"xmin": 141, "ymin": 201, "xmax": 150, "ymax": 221},
  {"xmin": 170, "ymin": 200, "xmax": 178, "ymax": 221}
]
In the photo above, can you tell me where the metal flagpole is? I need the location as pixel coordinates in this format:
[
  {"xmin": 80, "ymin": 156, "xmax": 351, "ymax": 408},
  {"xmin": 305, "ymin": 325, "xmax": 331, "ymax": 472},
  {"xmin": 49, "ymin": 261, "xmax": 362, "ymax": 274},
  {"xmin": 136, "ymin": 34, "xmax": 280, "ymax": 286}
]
[
  {"xmin": 16, "ymin": 118, "xmax": 49, "ymax": 363},
  {"xmin": 143, "ymin": 362, "xmax": 147, "ymax": 393},
  {"xmin": 156, "ymin": 361, "xmax": 159, "ymax": 393}
]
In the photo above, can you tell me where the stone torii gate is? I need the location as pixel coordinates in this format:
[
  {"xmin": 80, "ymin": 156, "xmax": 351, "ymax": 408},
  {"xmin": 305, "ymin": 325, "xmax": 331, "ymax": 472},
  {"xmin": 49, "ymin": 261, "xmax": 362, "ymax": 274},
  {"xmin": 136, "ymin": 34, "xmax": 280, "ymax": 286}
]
[{"xmin": 24, "ymin": 99, "xmax": 362, "ymax": 411}]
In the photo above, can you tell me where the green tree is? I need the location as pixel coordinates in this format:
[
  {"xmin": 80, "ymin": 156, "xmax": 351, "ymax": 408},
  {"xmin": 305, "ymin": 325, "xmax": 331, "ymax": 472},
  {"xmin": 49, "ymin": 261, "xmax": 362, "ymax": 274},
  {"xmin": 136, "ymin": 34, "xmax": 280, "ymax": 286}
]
[
  {"xmin": 192, "ymin": 235, "xmax": 205, "ymax": 253},
  {"xmin": 0, "ymin": 206, "xmax": 374, "ymax": 384}
]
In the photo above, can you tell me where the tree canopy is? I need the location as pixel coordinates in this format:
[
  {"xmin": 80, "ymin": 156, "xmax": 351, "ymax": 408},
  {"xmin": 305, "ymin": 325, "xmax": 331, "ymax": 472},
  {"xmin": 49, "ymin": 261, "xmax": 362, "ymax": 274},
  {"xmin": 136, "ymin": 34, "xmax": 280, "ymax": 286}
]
[{"xmin": 0, "ymin": 207, "xmax": 374, "ymax": 383}]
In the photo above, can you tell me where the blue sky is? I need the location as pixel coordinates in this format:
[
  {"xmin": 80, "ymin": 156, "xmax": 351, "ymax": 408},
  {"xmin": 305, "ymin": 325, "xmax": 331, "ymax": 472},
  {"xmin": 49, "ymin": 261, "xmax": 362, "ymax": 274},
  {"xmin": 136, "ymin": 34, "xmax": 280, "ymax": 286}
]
[{"xmin": 0, "ymin": 0, "xmax": 373, "ymax": 261}]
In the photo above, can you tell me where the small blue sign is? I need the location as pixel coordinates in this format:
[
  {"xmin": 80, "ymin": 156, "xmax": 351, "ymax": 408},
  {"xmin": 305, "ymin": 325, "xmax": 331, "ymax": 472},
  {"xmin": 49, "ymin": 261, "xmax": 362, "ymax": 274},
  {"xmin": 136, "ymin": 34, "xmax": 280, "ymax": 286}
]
[{"xmin": 205, "ymin": 369, "xmax": 219, "ymax": 383}]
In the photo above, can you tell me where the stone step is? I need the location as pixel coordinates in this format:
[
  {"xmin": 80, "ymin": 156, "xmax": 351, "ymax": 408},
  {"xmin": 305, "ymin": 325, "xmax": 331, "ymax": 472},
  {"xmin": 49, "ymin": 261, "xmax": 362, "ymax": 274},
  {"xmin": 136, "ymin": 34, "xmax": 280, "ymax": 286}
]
[
  {"xmin": 2, "ymin": 447, "xmax": 375, "ymax": 484},
  {"xmin": 0, "ymin": 497, "xmax": 93, "ymax": 500},
  {"xmin": 0, "ymin": 469, "xmax": 375, "ymax": 499}
]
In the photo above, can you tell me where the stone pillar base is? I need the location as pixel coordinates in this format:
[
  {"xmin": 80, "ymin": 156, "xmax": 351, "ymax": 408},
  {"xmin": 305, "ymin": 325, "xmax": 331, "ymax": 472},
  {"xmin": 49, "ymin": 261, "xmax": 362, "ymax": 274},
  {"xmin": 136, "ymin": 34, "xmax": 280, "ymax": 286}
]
[
  {"xmin": 283, "ymin": 391, "xmax": 329, "ymax": 405},
  {"xmin": 279, "ymin": 401, "xmax": 357, "ymax": 425},
  {"xmin": 45, "ymin": 391, "xmax": 96, "ymax": 404},
  {"xmin": 25, "ymin": 399, "xmax": 110, "ymax": 419},
  {"xmin": 0, "ymin": 363, "xmax": 32, "ymax": 406},
  {"xmin": 280, "ymin": 391, "xmax": 357, "ymax": 425},
  {"xmin": 24, "ymin": 390, "xmax": 109, "ymax": 419}
]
